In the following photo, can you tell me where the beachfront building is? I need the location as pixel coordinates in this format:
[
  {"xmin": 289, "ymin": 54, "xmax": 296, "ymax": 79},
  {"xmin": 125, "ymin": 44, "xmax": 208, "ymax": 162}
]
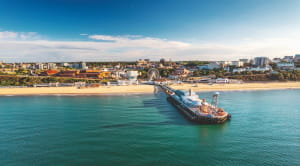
[
  {"xmin": 215, "ymin": 78, "xmax": 229, "ymax": 84},
  {"xmin": 198, "ymin": 61, "xmax": 243, "ymax": 70},
  {"xmin": 239, "ymin": 59, "xmax": 250, "ymax": 64},
  {"xmin": 294, "ymin": 54, "xmax": 300, "ymax": 63},
  {"xmin": 247, "ymin": 66, "xmax": 272, "ymax": 72},
  {"xmin": 254, "ymin": 57, "xmax": 270, "ymax": 67},
  {"xmin": 111, "ymin": 70, "xmax": 127, "ymax": 79},
  {"xmin": 282, "ymin": 56, "xmax": 294, "ymax": 62},
  {"xmin": 126, "ymin": 70, "xmax": 139, "ymax": 84},
  {"xmin": 277, "ymin": 62, "xmax": 295, "ymax": 70},
  {"xmin": 218, "ymin": 61, "xmax": 244, "ymax": 67},
  {"xmin": 231, "ymin": 61, "xmax": 244, "ymax": 67},
  {"xmin": 272, "ymin": 58, "xmax": 281, "ymax": 64}
]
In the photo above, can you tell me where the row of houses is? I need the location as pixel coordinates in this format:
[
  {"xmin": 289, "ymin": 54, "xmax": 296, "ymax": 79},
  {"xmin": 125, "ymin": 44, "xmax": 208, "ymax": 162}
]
[
  {"xmin": 273, "ymin": 55, "xmax": 300, "ymax": 63},
  {"xmin": 196, "ymin": 55, "xmax": 300, "ymax": 72},
  {"xmin": 0, "ymin": 62, "xmax": 88, "ymax": 70},
  {"xmin": 197, "ymin": 58, "xmax": 271, "ymax": 70},
  {"xmin": 198, "ymin": 61, "xmax": 244, "ymax": 70}
]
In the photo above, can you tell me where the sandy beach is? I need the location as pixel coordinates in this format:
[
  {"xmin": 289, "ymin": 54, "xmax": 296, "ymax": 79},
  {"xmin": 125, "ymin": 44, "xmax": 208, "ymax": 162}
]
[
  {"xmin": 0, "ymin": 82, "xmax": 300, "ymax": 95},
  {"xmin": 170, "ymin": 82, "xmax": 300, "ymax": 92},
  {"xmin": 0, "ymin": 85, "xmax": 156, "ymax": 95}
]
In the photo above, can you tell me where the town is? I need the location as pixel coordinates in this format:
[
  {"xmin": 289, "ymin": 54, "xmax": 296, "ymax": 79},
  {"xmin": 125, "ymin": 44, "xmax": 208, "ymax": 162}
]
[{"xmin": 0, "ymin": 54, "xmax": 300, "ymax": 87}]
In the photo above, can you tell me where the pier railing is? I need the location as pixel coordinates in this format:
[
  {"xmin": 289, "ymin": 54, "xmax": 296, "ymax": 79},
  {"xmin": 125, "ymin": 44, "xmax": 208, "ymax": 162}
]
[{"xmin": 159, "ymin": 84, "xmax": 176, "ymax": 93}]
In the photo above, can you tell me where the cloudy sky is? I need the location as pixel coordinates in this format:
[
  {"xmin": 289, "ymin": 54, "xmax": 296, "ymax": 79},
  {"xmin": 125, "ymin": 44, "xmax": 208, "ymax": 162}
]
[{"xmin": 0, "ymin": 0, "xmax": 299, "ymax": 62}]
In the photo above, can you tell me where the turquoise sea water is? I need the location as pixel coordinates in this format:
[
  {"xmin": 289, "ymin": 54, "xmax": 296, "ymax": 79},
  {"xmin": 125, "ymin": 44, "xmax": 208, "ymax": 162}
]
[{"xmin": 0, "ymin": 90, "xmax": 299, "ymax": 166}]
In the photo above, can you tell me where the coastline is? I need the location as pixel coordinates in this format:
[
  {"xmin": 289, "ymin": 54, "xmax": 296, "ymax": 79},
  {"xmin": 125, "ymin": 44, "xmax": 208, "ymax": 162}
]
[
  {"xmin": 0, "ymin": 85, "xmax": 156, "ymax": 96},
  {"xmin": 0, "ymin": 82, "xmax": 300, "ymax": 96},
  {"xmin": 170, "ymin": 81, "xmax": 300, "ymax": 92}
]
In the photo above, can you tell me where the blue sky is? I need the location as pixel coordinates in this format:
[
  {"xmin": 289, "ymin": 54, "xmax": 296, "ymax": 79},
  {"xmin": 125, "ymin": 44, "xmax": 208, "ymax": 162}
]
[{"xmin": 0, "ymin": 0, "xmax": 299, "ymax": 62}]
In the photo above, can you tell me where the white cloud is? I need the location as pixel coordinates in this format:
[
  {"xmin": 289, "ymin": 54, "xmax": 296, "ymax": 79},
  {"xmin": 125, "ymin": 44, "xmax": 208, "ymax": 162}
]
[
  {"xmin": 89, "ymin": 35, "xmax": 122, "ymax": 41},
  {"xmin": 89, "ymin": 35, "xmax": 190, "ymax": 49},
  {"xmin": 0, "ymin": 31, "xmax": 40, "ymax": 40},
  {"xmin": 0, "ymin": 32, "xmax": 299, "ymax": 62},
  {"xmin": 0, "ymin": 31, "xmax": 18, "ymax": 39},
  {"xmin": 89, "ymin": 34, "xmax": 141, "ymax": 41}
]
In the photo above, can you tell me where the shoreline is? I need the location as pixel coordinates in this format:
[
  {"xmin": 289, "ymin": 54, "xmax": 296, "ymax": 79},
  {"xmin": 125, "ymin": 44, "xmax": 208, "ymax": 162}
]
[
  {"xmin": 170, "ymin": 82, "xmax": 300, "ymax": 93},
  {"xmin": 0, "ymin": 82, "xmax": 300, "ymax": 96}
]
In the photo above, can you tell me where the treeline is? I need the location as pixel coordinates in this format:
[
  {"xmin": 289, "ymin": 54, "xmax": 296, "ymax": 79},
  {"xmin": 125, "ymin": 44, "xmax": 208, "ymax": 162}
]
[
  {"xmin": 192, "ymin": 69, "xmax": 300, "ymax": 81},
  {"xmin": 193, "ymin": 69, "xmax": 227, "ymax": 77},
  {"xmin": 139, "ymin": 68, "xmax": 300, "ymax": 81},
  {"xmin": 87, "ymin": 61, "xmax": 136, "ymax": 68},
  {"xmin": 0, "ymin": 76, "xmax": 103, "ymax": 86},
  {"xmin": 181, "ymin": 61, "xmax": 209, "ymax": 67},
  {"xmin": 228, "ymin": 71, "xmax": 300, "ymax": 81}
]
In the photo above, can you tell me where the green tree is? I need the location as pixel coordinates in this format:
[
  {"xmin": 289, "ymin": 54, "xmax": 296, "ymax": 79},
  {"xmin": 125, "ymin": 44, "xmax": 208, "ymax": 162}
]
[{"xmin": 278, "ymin": 73, "xmax": 284, "ymax": 80}]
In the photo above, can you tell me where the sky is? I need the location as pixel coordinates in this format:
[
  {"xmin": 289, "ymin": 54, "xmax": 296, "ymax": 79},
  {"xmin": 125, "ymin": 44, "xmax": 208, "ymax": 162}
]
[{"xmin": 0, "ymin": 0, "xmax": 299, "ymax": 62}]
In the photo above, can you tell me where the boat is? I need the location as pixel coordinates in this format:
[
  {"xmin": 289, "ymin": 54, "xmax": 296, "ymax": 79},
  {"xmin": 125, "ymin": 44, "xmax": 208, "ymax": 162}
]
[{"xmin": 160, "ymin": 85, "xmax": 231, "ymax": 124}]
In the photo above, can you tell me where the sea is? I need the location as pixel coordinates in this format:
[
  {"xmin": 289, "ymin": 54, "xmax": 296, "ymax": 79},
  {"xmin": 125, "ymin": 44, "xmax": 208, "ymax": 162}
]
[{"xmin": 0, "ymin": 89, "xmax": 299, "ymax": 166}]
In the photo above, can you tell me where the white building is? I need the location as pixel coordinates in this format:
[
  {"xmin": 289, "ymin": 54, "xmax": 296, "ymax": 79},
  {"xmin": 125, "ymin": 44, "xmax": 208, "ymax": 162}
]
[
  {"xmin": 35, "ymin": 63, "xmax": 45, "ymax": 70},
  {"xmin": 61, "ymin": 63, "xmax": 69, "ymax": 67},
  {"xmin": 111, "ymin": 70, "xmax": 126, "ymax": 79},
  {"xmin": 294, "ymin": 54, "xmax": 300, "ymax": 63},
  {"xmin": 198, "ymin": 61, "xmax": 243, "ymax": 70},
  {"xmin": 239, "ymin": 59, "xmax": 250, "ymax": 63},
  {"xmin": 215, "ymin": 78, "xmax": 229, "ymax": 84},
  {"xmin": 272, "ymin": 58, "xmax": 281, "ymax": 64},
  {"xmin": 47, "ymin": 63, "xmax": 57, "ymax": 69},
  {"xmin": 126, "ymin": 71, "xmax": 139, "ymax": 84},
  {"xmin": 220, "ymin": 61, "xmax": 232, "ymax": 66},
  {"xmin": 282, "ymin": 56, "xmax": 294, "ymax": 62},
  {"xmin": 219, "ymin": 61, "xmax": 244, "ymax": 67},
  {"xmin": 277, "ymin": 62, "xmax": 295, "ymax": 70},
  {"xmin": 231, "ymin": 61, "xmax": 244, "ymax": 67}
]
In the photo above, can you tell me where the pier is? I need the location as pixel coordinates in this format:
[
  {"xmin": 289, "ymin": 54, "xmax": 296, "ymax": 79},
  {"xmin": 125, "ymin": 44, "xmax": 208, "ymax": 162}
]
[
  {"xmin": 158, "ymin": 84, "xmax": 176, "ymax": 94},
  {"xmin": 159, "ymin": 84, "xmax": 231, "ymax": 124}
]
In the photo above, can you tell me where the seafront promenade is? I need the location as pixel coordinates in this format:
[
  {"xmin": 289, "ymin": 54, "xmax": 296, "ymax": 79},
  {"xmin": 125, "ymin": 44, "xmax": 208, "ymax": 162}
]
[{"xmin": 0, "ymin": 82, "xmax": 300, "ymax": 95}]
